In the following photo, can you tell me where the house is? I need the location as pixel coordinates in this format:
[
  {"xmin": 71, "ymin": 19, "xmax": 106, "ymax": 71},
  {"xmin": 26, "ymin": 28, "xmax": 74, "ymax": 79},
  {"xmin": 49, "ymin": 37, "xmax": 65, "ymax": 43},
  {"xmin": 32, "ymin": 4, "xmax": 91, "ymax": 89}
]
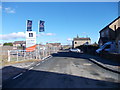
[
  {"xmin": 46, "ymin": 43, "xmax": 61, "ymax": 49},
  {"xmin": 98, "ymin": 16, "xmax": 120, "ymax": 53},
  {"xmin": 13, "ymin": 41, "xmax": 26, "ymax": 47},
  {"xmin": 72, "ymin": 35, "xmax": 91, "ymax": 48}
]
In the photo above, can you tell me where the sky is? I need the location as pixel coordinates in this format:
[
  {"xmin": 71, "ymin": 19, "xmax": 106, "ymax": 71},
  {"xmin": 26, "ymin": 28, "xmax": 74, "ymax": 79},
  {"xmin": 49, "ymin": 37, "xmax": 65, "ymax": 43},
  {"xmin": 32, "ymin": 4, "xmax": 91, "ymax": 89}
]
[{"xmin": 0, "ymin": 2, "xmax": 119, "ymax": 45}]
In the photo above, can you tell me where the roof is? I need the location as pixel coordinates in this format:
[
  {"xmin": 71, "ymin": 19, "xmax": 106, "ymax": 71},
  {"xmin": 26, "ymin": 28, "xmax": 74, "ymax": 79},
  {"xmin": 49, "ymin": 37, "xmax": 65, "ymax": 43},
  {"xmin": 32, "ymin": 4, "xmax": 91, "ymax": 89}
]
[
  {"xmin": 99, "ymin": 16, "xmax": 120, "ymax": 33},
  {"xmin": 13, "ymin": 41, "xmax": 26, "ymax": 44},
  {"xmin": 73, "ymin": 38, "xmax": 91, "ymax": 41},
  {"xmin": 47, "ymin": 43, "xmax": 61, "ymax": 46}
]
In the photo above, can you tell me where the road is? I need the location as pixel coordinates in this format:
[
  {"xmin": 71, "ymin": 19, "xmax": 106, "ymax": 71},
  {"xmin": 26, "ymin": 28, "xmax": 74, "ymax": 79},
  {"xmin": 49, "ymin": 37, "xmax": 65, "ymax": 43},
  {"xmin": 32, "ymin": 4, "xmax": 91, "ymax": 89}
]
[{"xmin": 3, "ymin": 50, "xmax": 120, "ymax": 88}]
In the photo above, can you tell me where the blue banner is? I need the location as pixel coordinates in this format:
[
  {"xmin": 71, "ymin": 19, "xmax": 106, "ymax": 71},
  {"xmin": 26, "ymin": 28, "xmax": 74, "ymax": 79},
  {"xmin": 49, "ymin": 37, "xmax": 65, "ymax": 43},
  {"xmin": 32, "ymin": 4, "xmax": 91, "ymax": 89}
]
[
  {"xmin": 27, "ymin": 20, "xmax": 32, "ymax": 31},
  {"xmin": 39, "ymin": 20, "xmax": 45, "ymax": 32}
]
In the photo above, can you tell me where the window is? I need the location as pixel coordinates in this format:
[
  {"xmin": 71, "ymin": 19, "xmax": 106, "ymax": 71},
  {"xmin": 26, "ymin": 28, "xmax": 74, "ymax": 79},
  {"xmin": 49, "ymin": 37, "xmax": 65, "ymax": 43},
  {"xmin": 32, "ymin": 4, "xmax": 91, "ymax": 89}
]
[
  {"xmin": 75, "ymin": 42, "xmax": 77, "ymax": 44},
  {"xmin": 106, "ymin": 30, "xmax": 109, "ymax": 36},
  {"xmin": 114, "ymin": 25, "xmax": 116, "ymax": 30},
  {"xmin": 101, "ymin": 32, "xmax": 104, "ymax": 37},
  {"xmin": 29, "ymin": 33, "xmax": 33, "ymax": 37}
]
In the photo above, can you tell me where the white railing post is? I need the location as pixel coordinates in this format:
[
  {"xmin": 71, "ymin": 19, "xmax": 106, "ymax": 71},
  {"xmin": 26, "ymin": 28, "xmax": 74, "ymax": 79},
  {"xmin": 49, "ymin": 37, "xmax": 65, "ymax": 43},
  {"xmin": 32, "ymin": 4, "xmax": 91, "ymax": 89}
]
[
  {"xmin": 8, "ymin": 50, "xmax": 10, "ymax": 62},
  {"xmin": 17, "ymin": 51, "xmax": 18, "ymax": 61},
  {"xmin": 24, "ymin": 51, "xmax": 25, "ymax": 60},
  {"xmin": 38, "ymin": 49, "xmax": 41, "ymax": 60}
]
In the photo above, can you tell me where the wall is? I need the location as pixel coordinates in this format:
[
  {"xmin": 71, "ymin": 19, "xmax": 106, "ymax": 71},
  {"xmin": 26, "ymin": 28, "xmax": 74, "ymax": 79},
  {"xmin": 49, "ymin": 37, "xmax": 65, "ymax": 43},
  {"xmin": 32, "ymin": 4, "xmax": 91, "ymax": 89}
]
[{"xmin": 73, "ymin": 40, "xmax": 91, "ymax": 48}]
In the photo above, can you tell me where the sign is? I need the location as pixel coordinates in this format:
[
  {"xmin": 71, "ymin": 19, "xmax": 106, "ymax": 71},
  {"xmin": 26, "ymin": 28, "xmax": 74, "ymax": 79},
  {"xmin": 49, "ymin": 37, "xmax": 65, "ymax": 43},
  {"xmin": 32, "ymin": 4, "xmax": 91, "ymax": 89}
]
[
  {"xmin": 26, "ymin": 31, "xmax": 36, "ymax": 48},
  {"xmin": 26, "ymin": 20, "xmax": 32, "ymax": 31},
  {"xmin": 39, "ymin": 20, "xmax": 45, "ymax": 32}
]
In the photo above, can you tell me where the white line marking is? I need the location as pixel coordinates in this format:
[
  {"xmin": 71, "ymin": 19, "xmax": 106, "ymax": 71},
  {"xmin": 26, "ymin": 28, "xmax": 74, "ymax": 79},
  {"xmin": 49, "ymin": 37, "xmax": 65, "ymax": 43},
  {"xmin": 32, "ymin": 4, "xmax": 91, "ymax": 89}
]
[
  {"xmin": 83, "ymin": 63, "xmax": 92, "ymax": 66},
  {"xmin": 30, "ymin": 62, "xmax": 34, "ymax": 65},
  {"xmin": 29, "ymin": 67, "xmax": 33, "ymax": 70},
  {"xmin": 46, "ymin": 56, "xmax": 52, "ymax": 60},
  {"xmin": 27, "ymin": 65, "xmax": 31, "ymax": 67},
  {"xmin": 13, "ymin": 73, "xmax": 23, "ymax": 79},
  {"xmin": 36, "ymin": 63, "xmax": 40, "ymax": 66}
]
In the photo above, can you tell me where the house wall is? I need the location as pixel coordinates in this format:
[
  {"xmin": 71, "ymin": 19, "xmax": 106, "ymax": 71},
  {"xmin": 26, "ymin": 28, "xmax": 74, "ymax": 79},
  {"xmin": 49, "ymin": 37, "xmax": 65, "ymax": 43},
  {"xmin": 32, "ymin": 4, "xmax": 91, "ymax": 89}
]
[
  {"xmin": 73, "ymin": 40, "xmax": 91, "ymax": 48},
  {"xmin": 109, "ymin": 18, "xmax": 120, "ymax": 31},
  {"xmin": 100, "ymin": 27, "xmax": 110, "ymax": 38},
  {"xmin": 13, "ymin": 44, "xmax": 21, "ymax": 47}
]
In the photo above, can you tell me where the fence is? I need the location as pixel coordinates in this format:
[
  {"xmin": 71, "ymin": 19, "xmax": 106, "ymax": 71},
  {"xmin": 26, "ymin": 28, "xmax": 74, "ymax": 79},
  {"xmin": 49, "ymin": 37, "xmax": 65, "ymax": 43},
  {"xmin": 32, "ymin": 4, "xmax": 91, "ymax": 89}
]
[{"xmin": 7, "ymin": 46, "xmax": 60, "ymax": 62}]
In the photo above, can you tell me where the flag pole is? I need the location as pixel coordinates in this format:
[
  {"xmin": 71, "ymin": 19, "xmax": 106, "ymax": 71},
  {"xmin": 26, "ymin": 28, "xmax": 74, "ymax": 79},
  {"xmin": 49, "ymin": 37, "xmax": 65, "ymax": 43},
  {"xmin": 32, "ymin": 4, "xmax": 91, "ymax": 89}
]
[{"xmin": 38, "ymin": 20, "xmax": 40, "ymax": 60}]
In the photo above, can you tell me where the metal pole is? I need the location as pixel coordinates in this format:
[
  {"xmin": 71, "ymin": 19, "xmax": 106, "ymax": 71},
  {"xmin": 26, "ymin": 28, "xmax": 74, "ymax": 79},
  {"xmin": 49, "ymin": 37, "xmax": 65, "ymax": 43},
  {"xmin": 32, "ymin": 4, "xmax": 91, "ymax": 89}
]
[{"xmin": 38, "ymin": 21, "xmax": 41, "ymax": 60}]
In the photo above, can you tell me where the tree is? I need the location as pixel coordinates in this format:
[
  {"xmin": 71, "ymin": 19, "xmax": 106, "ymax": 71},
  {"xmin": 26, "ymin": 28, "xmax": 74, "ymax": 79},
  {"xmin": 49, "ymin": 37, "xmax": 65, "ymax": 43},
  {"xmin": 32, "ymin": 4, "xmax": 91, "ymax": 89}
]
[{"xmin": 3, "ymin": 43, "xmax": 13, "ymax": 46}]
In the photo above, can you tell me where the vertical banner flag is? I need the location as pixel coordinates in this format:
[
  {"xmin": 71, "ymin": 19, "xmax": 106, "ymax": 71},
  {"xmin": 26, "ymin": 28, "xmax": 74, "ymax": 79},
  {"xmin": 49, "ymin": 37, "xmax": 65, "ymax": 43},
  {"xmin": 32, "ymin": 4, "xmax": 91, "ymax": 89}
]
[
  {"xmin": 27, "ymin": 20, "xmax": 32, "ymax": 31},
  {"xmin": 39, "ymin": 20, "xmax": 45, "ymax": 32}
]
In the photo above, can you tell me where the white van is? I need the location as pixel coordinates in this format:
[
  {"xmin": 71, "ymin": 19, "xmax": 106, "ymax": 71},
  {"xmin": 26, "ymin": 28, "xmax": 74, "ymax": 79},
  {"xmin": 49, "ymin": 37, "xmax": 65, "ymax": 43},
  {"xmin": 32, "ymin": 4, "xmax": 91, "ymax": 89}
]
[{"xmin": 96, "ymin": 42, "xmax": 116, "ymax": 53}]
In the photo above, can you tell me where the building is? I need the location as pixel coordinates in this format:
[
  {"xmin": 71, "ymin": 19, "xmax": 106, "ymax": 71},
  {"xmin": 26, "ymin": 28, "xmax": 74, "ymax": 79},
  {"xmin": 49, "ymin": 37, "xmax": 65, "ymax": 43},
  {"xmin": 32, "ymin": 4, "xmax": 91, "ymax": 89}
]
[
  {"xmin": 72, "ymin": 35, "xmax": 91, "ymax": 48},
  {"xmin": 46, "ymin": 43, "xmax": 61, "ymax": 49},
  {"xmin": 98, "ymin": 16, "xmax": 120, "ymax": 53},
  {"xmin": 13, "ymin": 41, "xmax": 26, "ymax": 47}
]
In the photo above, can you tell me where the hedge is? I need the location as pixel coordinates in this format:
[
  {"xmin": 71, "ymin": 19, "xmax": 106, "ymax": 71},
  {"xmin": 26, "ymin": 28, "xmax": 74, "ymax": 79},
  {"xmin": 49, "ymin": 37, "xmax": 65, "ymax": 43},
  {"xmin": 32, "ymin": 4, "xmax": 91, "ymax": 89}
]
[{"xmin": 76, "ymin": 45, "xmax": 120, "ymax": 63}]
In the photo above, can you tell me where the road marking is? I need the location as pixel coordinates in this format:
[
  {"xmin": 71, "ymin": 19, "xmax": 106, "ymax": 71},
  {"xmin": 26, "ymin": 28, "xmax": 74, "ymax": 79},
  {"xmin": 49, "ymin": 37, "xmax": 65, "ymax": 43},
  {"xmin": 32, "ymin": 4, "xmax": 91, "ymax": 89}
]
[
  {"xmin": 29, "ymin": 67, "xmax": 33, "ymax": 70},
  {"xmin": 83, "ymin": 63, "xmax": 92, "ymax": 66},
  {"xmin": 42, "ymin": 55, "xmax": 52, "ymax": 60},
  {"xmin": 13, "ymin": 73, "xmax": 23, "ymax": 79},
  {"xmin": 30, "ymin": 62, "xmax": 34, "ymax": 65},
  {"xmin": 36, "ymin": 63, "xmax": 40, "ymax": 66},
  {"xmin": 45, "ymin": 55, "xmax": 52, "ymax": 60}
]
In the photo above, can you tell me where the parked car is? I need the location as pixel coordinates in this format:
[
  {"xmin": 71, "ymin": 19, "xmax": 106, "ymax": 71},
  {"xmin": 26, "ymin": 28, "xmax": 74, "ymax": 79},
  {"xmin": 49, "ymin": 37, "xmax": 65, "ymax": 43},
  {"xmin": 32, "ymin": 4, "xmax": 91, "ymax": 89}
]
[
  {"xmin": 96, "ymin": 41, "xmax": 116, "ymax": 53},
  {"xmin": 69, "ymin": 48, "xmax": 81, "ymax": 52}
]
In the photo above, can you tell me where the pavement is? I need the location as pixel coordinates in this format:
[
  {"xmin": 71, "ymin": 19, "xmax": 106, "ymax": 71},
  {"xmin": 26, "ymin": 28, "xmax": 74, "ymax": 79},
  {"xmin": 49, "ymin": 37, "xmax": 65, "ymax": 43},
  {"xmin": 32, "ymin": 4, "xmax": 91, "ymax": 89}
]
[
  {"xmin": 81, "ymin": 53, "xmax": 120, "ymax": 74},
  {"xmin": 2, "ymin": 50, "xmax": 120, "ymax": 88}
]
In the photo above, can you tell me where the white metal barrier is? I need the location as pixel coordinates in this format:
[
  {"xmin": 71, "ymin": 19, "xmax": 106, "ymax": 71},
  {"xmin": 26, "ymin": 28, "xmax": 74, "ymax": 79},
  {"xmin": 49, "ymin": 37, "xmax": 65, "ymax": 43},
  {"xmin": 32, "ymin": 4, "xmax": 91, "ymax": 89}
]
[{"xmin": 7, "ymin": 46, "xmax": 60, "ymax": 62}]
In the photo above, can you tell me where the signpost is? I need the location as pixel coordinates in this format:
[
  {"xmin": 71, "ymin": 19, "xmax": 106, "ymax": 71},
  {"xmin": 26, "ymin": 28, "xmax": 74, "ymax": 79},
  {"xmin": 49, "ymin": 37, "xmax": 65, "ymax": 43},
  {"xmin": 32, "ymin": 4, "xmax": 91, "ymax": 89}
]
[{"xmin": 25, "ymin": 20, "xmax": 45, "ymax": 59}]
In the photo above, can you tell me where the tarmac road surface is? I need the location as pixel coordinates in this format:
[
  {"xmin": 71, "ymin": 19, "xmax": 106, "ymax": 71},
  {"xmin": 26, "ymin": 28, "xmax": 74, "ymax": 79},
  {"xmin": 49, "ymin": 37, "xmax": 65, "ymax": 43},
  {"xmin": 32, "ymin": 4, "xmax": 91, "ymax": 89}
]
[{"xmin": 3, "ymin": 50, "xmax": 120, "ymax": 88}]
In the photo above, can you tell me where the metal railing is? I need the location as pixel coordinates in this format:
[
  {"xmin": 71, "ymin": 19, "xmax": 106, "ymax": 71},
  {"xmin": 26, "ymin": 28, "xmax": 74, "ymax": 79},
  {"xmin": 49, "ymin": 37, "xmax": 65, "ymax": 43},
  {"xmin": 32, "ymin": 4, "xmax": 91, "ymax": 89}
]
[{"xmin": 7, "ymin": 46, "xmax": 60, "ymax": 62}]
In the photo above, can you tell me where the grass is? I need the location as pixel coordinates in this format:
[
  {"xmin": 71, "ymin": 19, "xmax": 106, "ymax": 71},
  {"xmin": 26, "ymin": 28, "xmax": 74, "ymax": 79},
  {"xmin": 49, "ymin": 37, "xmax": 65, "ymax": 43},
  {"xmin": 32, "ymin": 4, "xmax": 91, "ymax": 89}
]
[{"xmin": 0, "ymin": 54, "xmax": 41, "ymax": 66}]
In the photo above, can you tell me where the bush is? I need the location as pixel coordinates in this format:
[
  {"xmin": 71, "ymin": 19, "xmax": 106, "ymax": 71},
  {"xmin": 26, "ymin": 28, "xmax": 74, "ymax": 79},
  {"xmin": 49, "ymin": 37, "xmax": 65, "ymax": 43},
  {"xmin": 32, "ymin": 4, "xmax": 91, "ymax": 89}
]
[
  {"xmin": 76, "ymin": 45, "xmax": 99, "ymax": 55},
  {"xmin": 3, "ymin": 43, "xmax": 13, "ymax": 46}
]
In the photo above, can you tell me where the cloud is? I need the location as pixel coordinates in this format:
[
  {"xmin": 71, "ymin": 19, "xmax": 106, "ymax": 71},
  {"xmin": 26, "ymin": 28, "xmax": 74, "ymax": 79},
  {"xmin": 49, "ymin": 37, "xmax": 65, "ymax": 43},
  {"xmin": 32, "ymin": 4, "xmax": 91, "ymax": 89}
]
[
  {"xmin": 0, "ymin": 32, "xmax": 25, "ymax": 40},
  {"xmin": 37, "ymin": 33, "xmax": 56, "ymax": 37},
  {"xmin": 4, "ymin": 7, "xmax": 15, "ymax": 13},
  {"xmin": 67, "ymin": 38, "xmax": 73, "ymax": 41},
  {"xmin": 0, "ymin": 32, "xmax": 56, "ymax": 40}
]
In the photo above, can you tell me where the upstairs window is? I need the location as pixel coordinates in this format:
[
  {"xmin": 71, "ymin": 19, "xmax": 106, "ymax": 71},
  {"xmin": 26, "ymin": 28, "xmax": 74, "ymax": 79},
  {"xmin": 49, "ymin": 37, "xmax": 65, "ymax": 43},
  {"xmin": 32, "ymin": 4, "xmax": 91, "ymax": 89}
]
[{"xmin": 114, "ymin": 25, "xmax": 116, "ymax": 31}]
